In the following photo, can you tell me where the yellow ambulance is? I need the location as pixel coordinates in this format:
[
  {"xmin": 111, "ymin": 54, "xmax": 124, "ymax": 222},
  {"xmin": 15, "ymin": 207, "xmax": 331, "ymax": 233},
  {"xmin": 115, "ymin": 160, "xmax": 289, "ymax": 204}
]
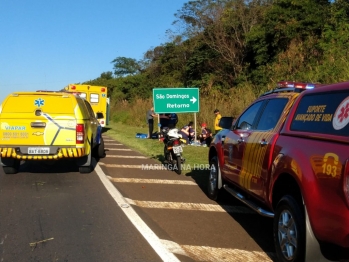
[
  {"xmin": 0, "ymin": 91, "xmax": 105, "ymax": 174},
  {"xmin": 64, "ymin": 84, "xmax": 108, "ymax": 127}
]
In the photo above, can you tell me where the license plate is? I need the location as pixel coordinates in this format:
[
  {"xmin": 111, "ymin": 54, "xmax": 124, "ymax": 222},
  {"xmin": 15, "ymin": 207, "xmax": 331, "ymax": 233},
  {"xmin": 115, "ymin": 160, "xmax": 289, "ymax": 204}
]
[
  {"xmin": 28, "ymin": 147, "xmax": 50, "ymax": 154},
  {"xmin": 173, "ymin": 146, "xmax": 183, "ymax": 154}
]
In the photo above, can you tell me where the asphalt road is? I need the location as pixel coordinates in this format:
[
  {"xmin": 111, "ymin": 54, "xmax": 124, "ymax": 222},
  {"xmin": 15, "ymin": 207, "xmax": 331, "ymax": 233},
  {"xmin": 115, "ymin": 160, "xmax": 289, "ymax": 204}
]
[
  {"xmin": 0, "ymin": 159, "xmax": 162, "ymax": 262},
  {"xmin": 0, "ymin": 135, "xmax": 277, "ymax": 262}
]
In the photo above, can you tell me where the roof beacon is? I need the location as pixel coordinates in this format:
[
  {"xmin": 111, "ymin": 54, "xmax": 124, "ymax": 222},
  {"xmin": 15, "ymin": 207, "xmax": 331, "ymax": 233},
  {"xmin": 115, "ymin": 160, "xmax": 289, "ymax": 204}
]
[{"xmin": 277, "ymin": 81, "xmax": 320, "ymax": 89}]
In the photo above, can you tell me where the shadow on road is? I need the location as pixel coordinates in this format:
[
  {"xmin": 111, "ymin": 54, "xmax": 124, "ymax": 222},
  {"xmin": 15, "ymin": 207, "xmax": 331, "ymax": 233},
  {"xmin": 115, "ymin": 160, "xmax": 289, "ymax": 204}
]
[{"xmin": 185, "ymin": 168, "xmax": 277, "ymax": 261}]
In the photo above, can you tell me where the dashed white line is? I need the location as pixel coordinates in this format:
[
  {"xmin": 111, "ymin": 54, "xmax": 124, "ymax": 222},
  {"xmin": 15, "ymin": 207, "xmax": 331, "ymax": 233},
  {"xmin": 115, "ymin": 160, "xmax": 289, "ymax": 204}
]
[
  {"xmin": 105, "ymin": 143, "xmax": 123, "ymax": 145},
  {"xmin": 105, "ymin": 148, "xmax": 132, "ymax": 151},
  {"xmin": 124, "ymin": 198, "xmax": 256, "ymax": 214},
  {"xmin": 180, "ymin": 243, "xmax": 275, "ymax": 262},
  {"xmin": 161, "ymin": 240, "xmax": 275, "ymax": 262},
  {"xmin": 94, "ymin": 163, "xmax": 181, "ymax": 262},
  {"xmin": 96, "ymin": 152, "xmax": 276, "ymax": 261},
  {"xmin": 99, "ymin": 163, "xmax": 143, "ymax": 168},
  {"xmin": 106, "ymin": 155, "xmax": 147, "ymax": 159},
  {"xmin": 109, "ymin": 177, "xmax": 196, "ymax": 185}
]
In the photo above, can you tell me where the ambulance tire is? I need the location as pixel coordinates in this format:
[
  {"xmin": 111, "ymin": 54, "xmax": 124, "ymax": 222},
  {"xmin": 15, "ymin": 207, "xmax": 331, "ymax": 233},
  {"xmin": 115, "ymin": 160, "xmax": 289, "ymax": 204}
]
[
  {"xmin": 3, "ymin": 166, "xmax": 17, "ymax": 174},
  {"xmin": 79, "ymin": 146, "xmax": 93, "ymax": 173},
  {"xmin": 79, "ymin": 166, "xmax": 92, "ymax": 173},
  {"xmin": 3, "ymin": 160, "xmax": 20, "ymax": 174},
  {"xmin": 94, "ymin": 136, "xmax": 106, "ymax": 158}
]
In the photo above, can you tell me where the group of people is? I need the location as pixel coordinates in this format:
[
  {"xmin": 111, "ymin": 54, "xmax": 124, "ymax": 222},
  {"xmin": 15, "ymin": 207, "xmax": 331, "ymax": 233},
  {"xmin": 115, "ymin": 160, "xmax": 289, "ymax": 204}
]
[
  {"xmin": 146, "ymin": 106, "xmax": 223, "ymax": 146},
  {"xmin": 177, "ymin": 121, "xmax": 212, "ymax": 146}
]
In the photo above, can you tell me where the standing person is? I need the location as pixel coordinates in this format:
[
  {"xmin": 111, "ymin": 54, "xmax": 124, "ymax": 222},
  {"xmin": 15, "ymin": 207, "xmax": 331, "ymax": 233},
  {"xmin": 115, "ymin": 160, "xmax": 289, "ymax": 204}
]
[
  {"xmin": 146, "ymin": 106, "xmax": 157, "ymax": 139},
  {"xmin": 214, "ymin": 109, "xmax": 223, "ymax": 134},
  {"xmin": 198, "ymin": 123, "xmax": 212, "ymax": 146}
]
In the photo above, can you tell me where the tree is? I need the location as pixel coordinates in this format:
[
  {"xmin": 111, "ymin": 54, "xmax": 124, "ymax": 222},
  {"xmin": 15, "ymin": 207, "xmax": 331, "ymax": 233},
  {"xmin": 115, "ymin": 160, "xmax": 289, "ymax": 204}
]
[
  {"xmin": 100, "ymin": 71, "xmax": 113, "ymax": 80},
  {"xmin": 175, "ymin": 0, "xmax": 270, "ymax": 81},
  {"xmin": 111, "ymin": 57, "xmax": 142, "ymax": 77}
]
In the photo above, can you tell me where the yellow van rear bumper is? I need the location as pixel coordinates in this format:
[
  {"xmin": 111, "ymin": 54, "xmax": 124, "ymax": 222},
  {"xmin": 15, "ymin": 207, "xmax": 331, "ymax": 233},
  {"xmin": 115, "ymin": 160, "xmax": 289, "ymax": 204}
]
[{"xmin": 0, "ymin": 147, "xmax": 86, "ymax": 160}]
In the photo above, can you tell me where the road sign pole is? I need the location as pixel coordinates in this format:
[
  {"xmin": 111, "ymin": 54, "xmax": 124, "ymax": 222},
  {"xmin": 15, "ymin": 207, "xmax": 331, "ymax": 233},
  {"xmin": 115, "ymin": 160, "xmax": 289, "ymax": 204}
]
[
  {"xmin": 194, "ymin": 113, "xmax": 197, "ymax": 143},
  {"xmin": 158, "ymin": 114, "xmax": 160, "ymax": 139}
]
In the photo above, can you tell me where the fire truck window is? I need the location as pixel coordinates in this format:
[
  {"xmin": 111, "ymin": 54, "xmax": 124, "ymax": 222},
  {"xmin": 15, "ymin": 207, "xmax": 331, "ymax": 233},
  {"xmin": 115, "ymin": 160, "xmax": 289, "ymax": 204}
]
[
  {"xmin": 291, "ymin": 91, "xmax": 349, "ymax": 136},
  {"xmin": 256, "ymin": 98, "xmax": 288, "ymax": 131},
  {"xmin": 235, "ymin": 101, "xmax": 264, "ymax": 130}
]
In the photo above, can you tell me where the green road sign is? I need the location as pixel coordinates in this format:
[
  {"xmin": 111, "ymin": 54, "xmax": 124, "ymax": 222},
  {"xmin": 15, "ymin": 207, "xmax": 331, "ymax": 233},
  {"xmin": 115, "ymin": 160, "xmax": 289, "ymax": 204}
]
[{"xmin": 153, "ymin": 88, "xmax": 199, "ymax": 113}]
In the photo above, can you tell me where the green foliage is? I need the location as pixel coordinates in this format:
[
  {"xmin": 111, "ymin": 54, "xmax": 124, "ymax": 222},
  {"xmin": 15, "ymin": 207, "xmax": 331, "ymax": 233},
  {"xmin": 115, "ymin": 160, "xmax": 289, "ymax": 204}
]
[
  {"xmin": 111, "ymin": 57, "xmax": 142, "ymax": 77},
  {"xmin": 83, "ymin": 0, "xmax": 349, "ymax": 128},
  {"xmin": 111, "ymin": 109, "xmax": 130, "ymax": 124}
]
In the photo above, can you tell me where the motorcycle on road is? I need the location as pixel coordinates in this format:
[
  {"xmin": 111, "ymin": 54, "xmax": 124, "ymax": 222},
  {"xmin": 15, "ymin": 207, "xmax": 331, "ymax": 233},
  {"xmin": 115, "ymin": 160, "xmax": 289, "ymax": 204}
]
[{"xmin": 161, "ymin": 127, "xmax": 185, "ymax": 174}]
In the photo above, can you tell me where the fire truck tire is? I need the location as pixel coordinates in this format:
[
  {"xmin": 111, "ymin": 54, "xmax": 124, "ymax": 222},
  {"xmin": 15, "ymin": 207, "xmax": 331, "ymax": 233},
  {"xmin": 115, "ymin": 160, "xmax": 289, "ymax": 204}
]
[
  {"xmin": 207, "ymin": 156, "xmax": 221, "ymax": 201},
  {"xmin": 273, "ymin": 195, "xmax": 305, "ymax": 262}
]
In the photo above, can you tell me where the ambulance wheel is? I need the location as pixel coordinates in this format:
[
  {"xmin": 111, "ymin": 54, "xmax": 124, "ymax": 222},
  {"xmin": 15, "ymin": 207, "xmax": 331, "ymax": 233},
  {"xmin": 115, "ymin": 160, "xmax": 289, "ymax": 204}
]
[
  {"xmin": 93, "ymin": 136, "xmax": 106, "ymax": 158},
  {"xmin": 3, "ymin": 160, "xmax": 20, "ymax": 174},
  {"xmin": 79, "ymin": 147, "xmax": 93, "ymax": 173},
  {"xmin": 97, "ymin": 136, "xmax": 106, "ymax": 158},
  {"xmin": 79, "ymin": 166, "xmax": 92, "ymax": 173}
]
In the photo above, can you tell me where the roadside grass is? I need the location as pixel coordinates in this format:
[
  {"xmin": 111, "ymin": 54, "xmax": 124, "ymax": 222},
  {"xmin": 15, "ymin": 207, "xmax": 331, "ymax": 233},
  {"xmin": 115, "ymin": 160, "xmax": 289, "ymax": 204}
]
[{"xmin": 102, "ymin": 121, "xmax": 211, "ymax": 189}]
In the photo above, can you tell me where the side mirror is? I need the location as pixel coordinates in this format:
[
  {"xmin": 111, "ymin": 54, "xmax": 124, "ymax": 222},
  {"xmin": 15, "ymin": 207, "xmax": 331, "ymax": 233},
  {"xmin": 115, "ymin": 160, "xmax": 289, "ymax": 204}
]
[{"xmin": 218, "ymin": 117, "xmax": 234, "ymax": 129}]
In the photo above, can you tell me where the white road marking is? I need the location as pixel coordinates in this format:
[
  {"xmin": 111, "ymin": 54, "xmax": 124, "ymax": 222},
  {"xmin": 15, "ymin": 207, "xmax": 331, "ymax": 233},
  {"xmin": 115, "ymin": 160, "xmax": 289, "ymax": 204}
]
[
  {"xmin": 97, "ymin": 154, "xmax": 276, "ymax": 261},
  {"xmin": 94, "ymin": 163, "xmax": 181, "ymax": 262},
  {"xmin": 109, "ymin": 177, "xmax": 196, "ymax": 185},
  {"xmin": 160, "ymin": 240, "xmax": 187, "ymax": 256},
  {"xmin": 99, "ymin": 163, "xmax": 143, "ymax": 168},
  {"xmin": 103, "ymin": 139, "xmax": 116, "ymax": 141},
  {"xmin": 106, "ymin": 148, "xmax": 132, "ymax": 151},
  {"xmin": 105, "ymin": 143, "xmax": 123, "ymax": 145},
  {"xmin": 106, "ymin": 155, "xmax": 147, "ymax": 159},
  {"xmin": 161, "ymin": 240, "xmax": 275, "ymax": 262},
  {"xmin": 124, "ymin": 198, "xmax": 255, "ymax": 214},
  {"xmin": 161, "ymin": 240, "xmax": 276, "ymax": 262}
]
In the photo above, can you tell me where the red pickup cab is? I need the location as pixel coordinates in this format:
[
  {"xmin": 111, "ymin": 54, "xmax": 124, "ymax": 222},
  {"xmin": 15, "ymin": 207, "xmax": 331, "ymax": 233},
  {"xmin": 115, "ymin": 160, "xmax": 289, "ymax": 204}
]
[{"xmin": 208, "ymin": 81, "xmax": 349, "ymax": 262}]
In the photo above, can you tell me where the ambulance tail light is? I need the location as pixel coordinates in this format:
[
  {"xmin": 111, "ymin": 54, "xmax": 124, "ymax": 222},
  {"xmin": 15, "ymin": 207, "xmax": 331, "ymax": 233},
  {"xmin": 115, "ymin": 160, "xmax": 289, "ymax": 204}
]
[
  {"xmin": 71, "ymin": 85, "xmax": 76, "ymax": 90},
  {"xmin": 101, "ymin": 87, "xmax": 106, "ymax": 92},
  {"xmin": 343, "ymin": 159, "xmax": 349, "ymax": 208},
  {"xmin": 76, "ymin": 124, "xmax": 85, "ymax": 144}
]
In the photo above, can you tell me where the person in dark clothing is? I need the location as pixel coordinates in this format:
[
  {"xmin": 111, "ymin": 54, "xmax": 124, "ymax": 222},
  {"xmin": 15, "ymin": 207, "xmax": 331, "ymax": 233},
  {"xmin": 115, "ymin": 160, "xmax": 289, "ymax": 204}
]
[
  {"xmin": 179, "ymin": 121, "xmax": 194, "ymax": 144},
  {"xmin": 198, "ymin": 123, "xmax": 212, "ymax": 146},
  {"xmin": 167, "ymin": 113, "xmax": 178, "ymax": 129},
  {"xmin": 159, "ymin": 114, "xmax": 170, "ymax": 129},
  {"xmin": 146, "ymin": 106, "xmax": 157, "ymax": 139}
]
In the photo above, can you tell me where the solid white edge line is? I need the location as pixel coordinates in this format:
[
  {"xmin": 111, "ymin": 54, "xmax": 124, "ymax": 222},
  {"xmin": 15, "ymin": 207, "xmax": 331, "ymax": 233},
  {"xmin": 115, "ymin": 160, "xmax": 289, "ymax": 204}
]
[{"xmin": 94, "ymin": 164, "xmax": 180, "ymax": 262}]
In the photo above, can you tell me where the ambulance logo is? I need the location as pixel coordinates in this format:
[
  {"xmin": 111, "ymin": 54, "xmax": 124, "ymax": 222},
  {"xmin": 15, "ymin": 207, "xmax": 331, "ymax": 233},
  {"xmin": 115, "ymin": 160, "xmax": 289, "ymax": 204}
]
[
  {"xmin": 32, "ymin": 132, "xmax": 44, "ymax": 136},
  {"xmin": 34, "ymin": 98, "xmax": 45, "ymax": 107},
  {"xmin": 333, "ymin": 96, "xmax": 349, "ymax": 130}
]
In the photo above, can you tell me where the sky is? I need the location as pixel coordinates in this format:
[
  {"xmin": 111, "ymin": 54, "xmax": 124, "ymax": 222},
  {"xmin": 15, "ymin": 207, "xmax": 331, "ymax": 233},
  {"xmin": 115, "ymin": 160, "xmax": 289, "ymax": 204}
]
[{"xmin": 0, "ymin": 0, "xmax": 188, "ymax": 103}]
